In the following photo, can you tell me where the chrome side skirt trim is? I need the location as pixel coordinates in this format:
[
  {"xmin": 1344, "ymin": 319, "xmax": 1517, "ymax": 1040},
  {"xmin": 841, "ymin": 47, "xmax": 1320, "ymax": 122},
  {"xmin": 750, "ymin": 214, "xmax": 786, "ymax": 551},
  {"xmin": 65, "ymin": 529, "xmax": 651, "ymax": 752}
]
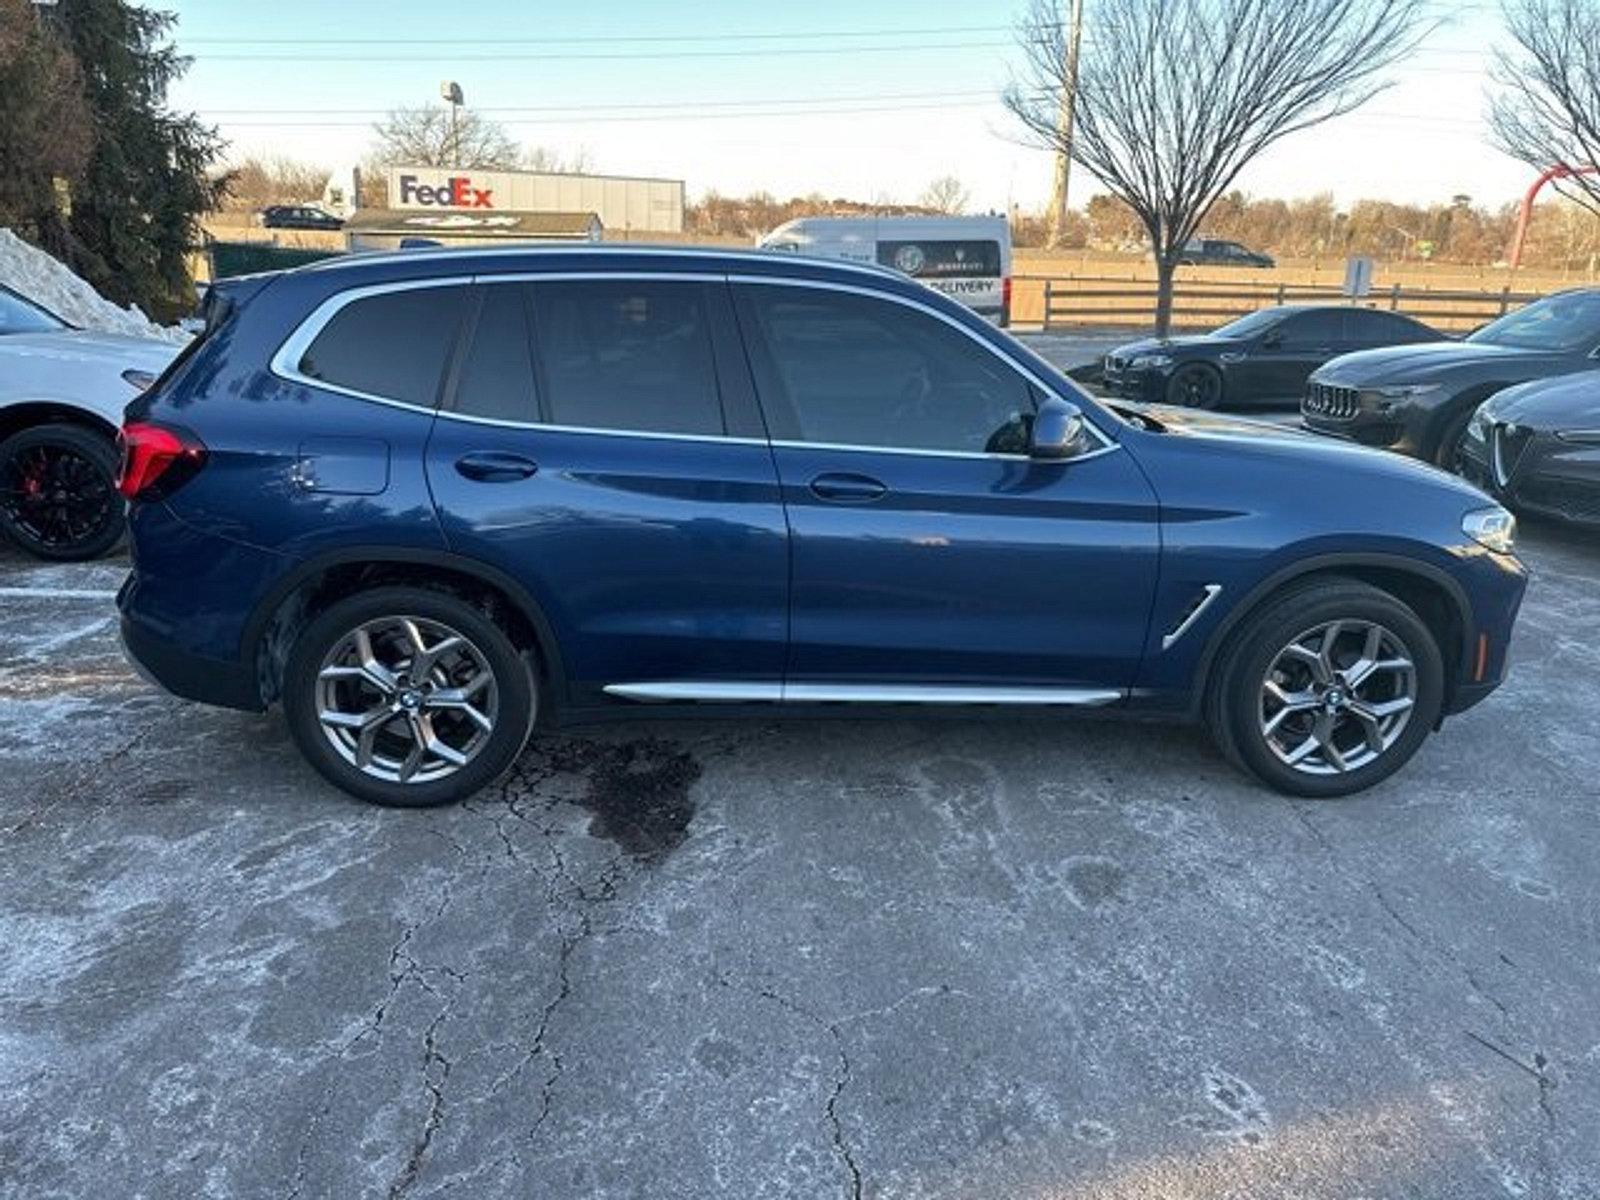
[
  {"xmin": 1161, "ymin": 584, "xmax": 1223, "ymax": 650},
  {"xmin": 602, "ymin": 681, "xmax": 1124, "ymax": 706}
]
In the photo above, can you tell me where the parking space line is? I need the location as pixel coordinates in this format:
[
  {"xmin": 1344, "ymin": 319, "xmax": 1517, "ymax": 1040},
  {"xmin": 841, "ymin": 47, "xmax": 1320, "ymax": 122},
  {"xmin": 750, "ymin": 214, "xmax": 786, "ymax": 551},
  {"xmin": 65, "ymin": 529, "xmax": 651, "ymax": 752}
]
[{"xmin": 0, "ymin": 587, "xmax": 121, "ymax": 600}]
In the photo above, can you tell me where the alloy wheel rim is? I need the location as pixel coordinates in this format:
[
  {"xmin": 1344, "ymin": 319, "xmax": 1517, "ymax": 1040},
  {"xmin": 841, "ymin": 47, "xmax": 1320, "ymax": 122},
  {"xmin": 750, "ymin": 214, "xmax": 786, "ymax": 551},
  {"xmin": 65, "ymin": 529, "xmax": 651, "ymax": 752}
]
[
  {"xmin": 1179, "ymin": 369, "xmax": 1217, "ymax": 406},
  {"xmin": 315, "ymin": 616, "xmax": 499, "ymax": 784},
  {"xmin": 0, "ymin": 445, "xmax": 115, "ymax": 550},
  {"xmin": 1258, "ymin": 619, "xmax": 1417, "ymax": 776}
]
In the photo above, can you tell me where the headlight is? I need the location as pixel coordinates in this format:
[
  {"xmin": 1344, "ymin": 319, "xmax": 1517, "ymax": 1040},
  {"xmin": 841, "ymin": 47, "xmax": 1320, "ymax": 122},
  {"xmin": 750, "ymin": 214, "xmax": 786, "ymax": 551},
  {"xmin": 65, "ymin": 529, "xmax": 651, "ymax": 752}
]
[
  {"xmin": 1373, "ymin": 383, "xmax": 1442, "ymax": 400},
  {"xmin": 1554, "ymin": 428, "xmax": 1600, "ymax": 444},
  {"xmin": 121, "ymin": 368, "xmax": 158, "ymax": 391},
  {"xmin": 1462, "ymin": 506, "xmax": 1516, "ymax": 553},
  {"xmin": 1130, "ymin": 354, "xmax": 1173, "ymax": 370}
]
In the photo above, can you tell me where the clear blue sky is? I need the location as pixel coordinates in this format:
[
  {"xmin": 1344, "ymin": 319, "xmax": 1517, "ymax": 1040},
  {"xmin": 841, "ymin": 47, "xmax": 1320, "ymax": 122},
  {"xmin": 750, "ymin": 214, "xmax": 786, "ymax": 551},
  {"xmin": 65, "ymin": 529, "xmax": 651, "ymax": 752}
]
[{"xmin": 163, "ymin": 0, "xmax": 1529, "ymax": 213}]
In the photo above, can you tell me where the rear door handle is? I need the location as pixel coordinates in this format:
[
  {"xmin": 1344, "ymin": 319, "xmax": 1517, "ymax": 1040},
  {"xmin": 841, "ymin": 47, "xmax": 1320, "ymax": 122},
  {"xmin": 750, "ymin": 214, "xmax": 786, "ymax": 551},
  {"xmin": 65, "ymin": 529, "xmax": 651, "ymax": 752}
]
[
  {"xmin": 455, "ymin": 451, "xmax": 538, "ymax": 482},
  {"xmin": 809, "ymin": 472, "xmax": 887, "ymax": 503}
]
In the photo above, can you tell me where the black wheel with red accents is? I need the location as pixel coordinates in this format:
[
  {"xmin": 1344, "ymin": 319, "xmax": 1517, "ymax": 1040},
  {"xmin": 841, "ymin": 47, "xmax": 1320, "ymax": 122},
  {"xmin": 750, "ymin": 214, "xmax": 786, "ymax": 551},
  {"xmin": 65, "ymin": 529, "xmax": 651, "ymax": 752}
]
[{"xmin": 0, "ymin": 424, "xmax": 125, "ymax": 561}]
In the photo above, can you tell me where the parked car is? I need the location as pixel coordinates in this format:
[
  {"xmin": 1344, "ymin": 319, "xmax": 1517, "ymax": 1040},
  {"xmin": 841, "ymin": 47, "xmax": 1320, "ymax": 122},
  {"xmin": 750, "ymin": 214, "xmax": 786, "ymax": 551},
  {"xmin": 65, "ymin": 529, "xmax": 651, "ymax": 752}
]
[
  {"xmin": 260, "ymin": 205, "xmax": 344, "ymax": 231},
  {"xmin": 1301, "ymin": 287, "xmax": 1600, "ymax": 466},
  {"xmin": 759, "ymin": 214, "xmax": 1012, "ymax": 326},
  {"xmin": 1103, "ymin": 305, "xmax": 1446, "ymax": 410},
  {"xmin": 0, "ymin": 284, "xmax": 180, "ymax": 560},
  {"xmin": 1457, "ymin": 370, "xmax": 1600, "ymax": 529},
  {"xmin": 1178, "ymin": 239, "xmax": 1275, "ymax": 269},
  {"xmin": 117, "ymin": 246, "xmax": 1526, "ymax": 808}
]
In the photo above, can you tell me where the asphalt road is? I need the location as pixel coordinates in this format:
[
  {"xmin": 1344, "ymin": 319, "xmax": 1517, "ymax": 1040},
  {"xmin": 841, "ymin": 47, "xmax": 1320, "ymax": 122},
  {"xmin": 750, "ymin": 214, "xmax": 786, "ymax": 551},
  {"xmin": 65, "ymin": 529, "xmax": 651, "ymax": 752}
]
[{"xmin": 2, "ymin": 390, "xmax": 1597, "ymax": 1198}]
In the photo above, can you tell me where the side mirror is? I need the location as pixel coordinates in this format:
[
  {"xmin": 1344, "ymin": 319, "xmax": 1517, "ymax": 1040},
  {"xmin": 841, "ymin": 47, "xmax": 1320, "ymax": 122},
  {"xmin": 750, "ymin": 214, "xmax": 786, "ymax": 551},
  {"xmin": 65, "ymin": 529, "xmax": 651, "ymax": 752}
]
[{"xmin": 1030, "ymin": 396, "xmax": 1087, "ymax": 460}]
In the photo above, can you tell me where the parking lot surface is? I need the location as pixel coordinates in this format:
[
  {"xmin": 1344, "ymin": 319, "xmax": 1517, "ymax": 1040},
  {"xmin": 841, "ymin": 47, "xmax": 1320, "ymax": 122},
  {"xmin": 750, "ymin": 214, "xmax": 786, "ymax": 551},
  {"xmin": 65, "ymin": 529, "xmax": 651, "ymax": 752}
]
[{"xmin": 2, "ymin": 394, "xmax": 1598, "ymax": 1197}]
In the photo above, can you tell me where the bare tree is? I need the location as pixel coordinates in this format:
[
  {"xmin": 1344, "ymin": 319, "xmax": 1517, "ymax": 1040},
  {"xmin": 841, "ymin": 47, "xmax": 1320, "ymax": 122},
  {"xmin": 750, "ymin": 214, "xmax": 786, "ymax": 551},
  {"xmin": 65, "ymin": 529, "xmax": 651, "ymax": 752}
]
[
  {"xmin": 1490, "ymin": 0, "xmax": 1600, "ymax": 215},
  {"xmin": 220, "ymin": 156, "xmax": 332, "ymax": 212},
  {"xmin": 522, "ymin": 145, "xmax": 593, "ymax": 174},
  {"xmin": 920, "ymin": 175, "xmax": 971, "ymax": 214},
  {"xmin": 1006, "ymin": 0, "xmax": 1429, "ymax": 334},
  {"xmin": 368, "ymin": 105, "xmax": 520, "ymax": 170}
]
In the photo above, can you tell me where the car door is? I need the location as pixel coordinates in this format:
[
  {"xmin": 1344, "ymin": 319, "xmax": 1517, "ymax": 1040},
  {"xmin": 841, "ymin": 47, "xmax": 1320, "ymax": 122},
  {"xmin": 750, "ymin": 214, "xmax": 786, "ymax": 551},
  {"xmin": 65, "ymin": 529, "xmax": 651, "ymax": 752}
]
[
  {"xmin": 425, "ymin": 276, "xmax": 789, "ymax": 704},
  {"xmin": 732, "ymin": 280, "xmax": 1161, "ymax": 698},
  {"xmin": 1231, "ymin": 310, "xmax": 1342, "ymax": 406}
]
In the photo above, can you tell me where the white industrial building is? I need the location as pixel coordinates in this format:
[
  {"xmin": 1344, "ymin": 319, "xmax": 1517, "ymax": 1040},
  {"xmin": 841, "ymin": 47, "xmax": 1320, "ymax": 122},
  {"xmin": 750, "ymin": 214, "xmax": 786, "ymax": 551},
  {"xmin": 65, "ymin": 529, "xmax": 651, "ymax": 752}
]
[{"xmin": 386, "ymin": 166, "xmax": 684, "ymax": 234}]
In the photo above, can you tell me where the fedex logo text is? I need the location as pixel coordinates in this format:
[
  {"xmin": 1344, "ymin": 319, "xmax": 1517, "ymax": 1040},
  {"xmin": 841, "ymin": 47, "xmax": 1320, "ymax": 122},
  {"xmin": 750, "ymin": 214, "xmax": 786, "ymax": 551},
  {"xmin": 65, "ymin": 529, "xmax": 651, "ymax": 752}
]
[{"xmin": 398, "ymin": 174, "xmax": 494, "ymax": 208}]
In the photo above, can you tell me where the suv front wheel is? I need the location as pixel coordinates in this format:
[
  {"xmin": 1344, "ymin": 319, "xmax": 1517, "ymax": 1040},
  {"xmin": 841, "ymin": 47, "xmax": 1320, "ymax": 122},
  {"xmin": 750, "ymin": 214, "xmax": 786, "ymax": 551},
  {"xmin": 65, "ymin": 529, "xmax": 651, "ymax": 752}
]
[
  {"xmin": 1206, "ymin": 578, "xmax": 1445, "ymax": 797},
  {"xmin": 282, "ymin": 586, "xmax": 538, "ymax": 807}
]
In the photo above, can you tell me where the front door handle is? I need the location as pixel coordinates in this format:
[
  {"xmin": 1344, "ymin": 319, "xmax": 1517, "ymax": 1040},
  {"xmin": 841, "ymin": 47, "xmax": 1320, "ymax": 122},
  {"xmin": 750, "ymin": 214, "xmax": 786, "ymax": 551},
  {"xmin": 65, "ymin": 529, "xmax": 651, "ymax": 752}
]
[
  {"xmin": 809, "ymin": 472, "xmax": 887, "ymax": 503},
  {"xmin": 455, "ymin": 451, "xmax": 538, "ymax": 482}
]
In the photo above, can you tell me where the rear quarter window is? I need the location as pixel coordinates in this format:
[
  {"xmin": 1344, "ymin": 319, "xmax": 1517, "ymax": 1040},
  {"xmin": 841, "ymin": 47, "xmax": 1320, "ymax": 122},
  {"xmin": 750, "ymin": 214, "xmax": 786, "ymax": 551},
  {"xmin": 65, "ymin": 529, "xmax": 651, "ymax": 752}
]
[{"xmin": 297, "ymin": 285, "xmax": 468, "ymax": 407}]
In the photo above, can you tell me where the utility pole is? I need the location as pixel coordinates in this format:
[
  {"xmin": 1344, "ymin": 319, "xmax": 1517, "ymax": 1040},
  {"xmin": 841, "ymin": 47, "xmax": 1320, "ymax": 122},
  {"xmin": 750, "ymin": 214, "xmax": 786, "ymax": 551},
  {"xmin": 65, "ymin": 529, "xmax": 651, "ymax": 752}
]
[{"xmin": 1046, "ymin": 0, "xmax": 1085, "ymax": 250}]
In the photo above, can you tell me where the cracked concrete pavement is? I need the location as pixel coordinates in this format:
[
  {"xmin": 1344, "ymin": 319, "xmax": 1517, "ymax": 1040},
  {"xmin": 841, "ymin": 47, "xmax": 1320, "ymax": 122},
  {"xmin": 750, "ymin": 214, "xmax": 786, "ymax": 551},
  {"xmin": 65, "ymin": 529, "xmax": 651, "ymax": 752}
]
[{"xmin": 2, "ymin": 407, "xmax": 1598, "ymax": 1197}]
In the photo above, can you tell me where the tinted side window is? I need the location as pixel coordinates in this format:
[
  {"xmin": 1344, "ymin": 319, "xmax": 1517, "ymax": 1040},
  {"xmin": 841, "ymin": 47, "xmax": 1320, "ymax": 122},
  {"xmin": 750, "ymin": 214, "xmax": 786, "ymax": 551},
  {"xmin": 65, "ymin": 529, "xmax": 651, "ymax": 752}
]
[
  {"xmin": 741, "ymin": 287, "xmax": 1034, "ymax": 454},
  {"xmin": 528, "ymin": 281, "xmax": 725, "ymax": 436},
  {"xmin": 453, "ymin": 284, "xmax": 537, "ymax": 422},
  {"xmin": 298, "ymin": 286, "xmax": 466, "ymax": 407},
  {"xmin": 1277, "ymin": 311, "xmax": 1340, "ymax": 347}
]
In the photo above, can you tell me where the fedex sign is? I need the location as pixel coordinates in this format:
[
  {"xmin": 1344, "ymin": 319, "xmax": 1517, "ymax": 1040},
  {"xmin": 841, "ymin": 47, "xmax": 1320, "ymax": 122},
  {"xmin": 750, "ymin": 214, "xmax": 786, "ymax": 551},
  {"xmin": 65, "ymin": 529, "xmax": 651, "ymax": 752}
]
[{"xmin": 397, "ymin": 173, "xmax": 494, "ymax": 209}]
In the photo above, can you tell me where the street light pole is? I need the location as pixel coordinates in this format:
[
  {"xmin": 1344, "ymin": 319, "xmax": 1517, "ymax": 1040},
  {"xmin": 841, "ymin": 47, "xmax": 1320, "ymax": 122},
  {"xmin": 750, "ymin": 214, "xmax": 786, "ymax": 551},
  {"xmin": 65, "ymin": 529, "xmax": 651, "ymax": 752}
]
[{"xmin": 440, "ymin": 81, "xmax": 464, "ymax": 169}]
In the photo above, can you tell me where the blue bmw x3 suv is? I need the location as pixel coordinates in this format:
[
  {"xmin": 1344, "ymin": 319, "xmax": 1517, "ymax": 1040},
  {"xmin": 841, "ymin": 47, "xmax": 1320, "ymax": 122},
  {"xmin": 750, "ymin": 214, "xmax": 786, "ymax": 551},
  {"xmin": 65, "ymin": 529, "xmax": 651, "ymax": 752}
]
[{"xmin": 117, "ymin": 247, "xmax": 1527, "ymax": 807}]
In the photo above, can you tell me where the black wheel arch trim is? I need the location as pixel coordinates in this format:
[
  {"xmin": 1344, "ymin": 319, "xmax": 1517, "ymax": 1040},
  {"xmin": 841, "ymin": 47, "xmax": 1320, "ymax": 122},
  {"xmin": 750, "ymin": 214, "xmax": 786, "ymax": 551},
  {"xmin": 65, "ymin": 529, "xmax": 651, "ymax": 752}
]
[
  {"xmin": 1187, "ymin": 551, "xmax": 1473, "ymax": 718},
  {"xmin": 238, "ymin": 545, "xmax": 570, "ymax": 708}
]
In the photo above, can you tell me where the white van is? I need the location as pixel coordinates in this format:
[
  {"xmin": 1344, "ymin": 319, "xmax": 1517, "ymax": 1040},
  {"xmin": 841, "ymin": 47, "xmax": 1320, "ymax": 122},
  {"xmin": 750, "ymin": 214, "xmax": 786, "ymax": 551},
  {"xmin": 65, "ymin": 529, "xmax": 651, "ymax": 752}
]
[{"xmin": 757, "ymin": 215, "xmax": 1012, "ymax": 326}]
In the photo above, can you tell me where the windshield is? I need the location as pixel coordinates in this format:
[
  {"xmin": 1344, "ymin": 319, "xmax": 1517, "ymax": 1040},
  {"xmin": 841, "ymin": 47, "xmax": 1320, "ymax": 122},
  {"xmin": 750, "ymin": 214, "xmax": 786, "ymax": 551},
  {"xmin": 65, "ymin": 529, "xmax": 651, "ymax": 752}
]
[
  {"xmin": 0, "ymin": 286, "xmax": 67, "ymax": 335},
  {"xmin": 1213, "ymin": 309, "xmax": 1284, "ymax": 339},
  {"xmin": 1469, "ymin": 291, "xmax": 1600, "ymax": 352}
]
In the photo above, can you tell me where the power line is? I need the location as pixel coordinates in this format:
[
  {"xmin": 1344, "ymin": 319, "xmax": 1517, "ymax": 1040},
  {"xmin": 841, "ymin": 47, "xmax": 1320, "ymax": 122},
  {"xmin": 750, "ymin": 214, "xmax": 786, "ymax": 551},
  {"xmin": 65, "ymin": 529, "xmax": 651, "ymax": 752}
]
[
  {"xmin": 198, "ymin": 88, "xmax": 1006, "ymax": 117},
  {"xmin": 188, "ymin": 39, "xmax": 1013, "ymax": 63},
  {"xmin": 180, "ymin": 23, "xmax": 1016, "ymax": 46}
]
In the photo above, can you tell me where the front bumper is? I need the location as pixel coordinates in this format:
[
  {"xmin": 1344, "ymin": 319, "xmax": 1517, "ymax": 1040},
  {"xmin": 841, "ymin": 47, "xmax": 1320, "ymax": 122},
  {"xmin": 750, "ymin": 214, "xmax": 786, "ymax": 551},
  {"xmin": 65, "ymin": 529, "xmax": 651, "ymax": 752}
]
[
  {"xmin": 1101, "ymin": 362, "xmax": 1168, "ymax": 402},
  {"xmin": 1300, "ymin": 381, "xmax": 1431, "ymax": 456},
  {"xmin": 1459, "ymin": 422, "xmax": 1600, "ymax": 528}
]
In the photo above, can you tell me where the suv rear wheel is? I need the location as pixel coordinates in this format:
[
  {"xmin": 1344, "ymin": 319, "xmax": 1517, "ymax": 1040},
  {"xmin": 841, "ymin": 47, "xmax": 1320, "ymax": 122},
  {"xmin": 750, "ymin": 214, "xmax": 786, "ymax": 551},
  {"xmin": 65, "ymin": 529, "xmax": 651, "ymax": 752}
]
[
  {"xmin": 1206, "ymin": 578, "xmax": 1445, "ymax": 797},
  {"xmin": 282, "ymin": 587, "xmax": 538, "ymax": 807},
  {"xmin": 0, "ymin": 424, "xmax": 124, "ymax": 561}
]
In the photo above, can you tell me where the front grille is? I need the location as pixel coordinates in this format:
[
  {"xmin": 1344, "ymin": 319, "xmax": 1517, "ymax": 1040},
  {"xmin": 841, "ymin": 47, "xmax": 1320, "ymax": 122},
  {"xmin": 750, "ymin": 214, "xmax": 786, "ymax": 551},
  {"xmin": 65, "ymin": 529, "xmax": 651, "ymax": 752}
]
[
  {"xmin": 1303, "ymin": 382, "xmax": 1360, "ymax": 420},
  {"xmin": 1490, "ymin": 423, "xmax": 1535, "ymax": 488}
]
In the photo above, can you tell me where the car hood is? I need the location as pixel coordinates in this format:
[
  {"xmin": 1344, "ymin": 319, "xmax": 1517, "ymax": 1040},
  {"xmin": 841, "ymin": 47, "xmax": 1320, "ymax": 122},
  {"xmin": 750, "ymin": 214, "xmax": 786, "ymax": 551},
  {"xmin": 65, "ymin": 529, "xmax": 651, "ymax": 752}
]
[
  {"xmin": 1130, "ymin": 402, "xmax": 1487, "ymax": 501},
  {"xmin": 1312, "ymin": 339, "xmax": 1570, "ymax": 386},
  {"xmin": 1111, "ymin": 334, "xmax": 1238, "ymax": 357},
  {"xmin": 0, "ymin": 328, "xmax": 182, "ymax": 371},
  {"xmin": 1481, "ymin": 369, "xmax": 1600, "ymax": 430}
]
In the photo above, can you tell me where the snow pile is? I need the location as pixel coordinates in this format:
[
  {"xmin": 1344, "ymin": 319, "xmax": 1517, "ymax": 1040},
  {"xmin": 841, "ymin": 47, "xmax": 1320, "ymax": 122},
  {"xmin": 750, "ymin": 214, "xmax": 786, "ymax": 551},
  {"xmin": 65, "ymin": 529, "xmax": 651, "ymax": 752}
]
[{"xmin": 0, "ymin": 228, "xmax": 187, "ymax": 343}]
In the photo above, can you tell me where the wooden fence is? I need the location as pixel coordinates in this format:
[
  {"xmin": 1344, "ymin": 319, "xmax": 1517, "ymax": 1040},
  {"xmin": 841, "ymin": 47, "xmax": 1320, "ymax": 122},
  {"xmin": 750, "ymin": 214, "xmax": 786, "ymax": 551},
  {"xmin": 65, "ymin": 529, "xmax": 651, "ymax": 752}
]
[{"xmin": 1022, "ymin": 276, "xmax": 1546, "ymax": 333}]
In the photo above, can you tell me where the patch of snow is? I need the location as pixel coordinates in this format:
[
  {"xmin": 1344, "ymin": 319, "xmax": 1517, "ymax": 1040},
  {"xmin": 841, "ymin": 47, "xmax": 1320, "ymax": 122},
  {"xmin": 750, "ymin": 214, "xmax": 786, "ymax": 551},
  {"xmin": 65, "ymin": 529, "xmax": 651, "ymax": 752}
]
[{"xmin": 0, "ymin": 228, "xmax": 188, "ymax": 343}]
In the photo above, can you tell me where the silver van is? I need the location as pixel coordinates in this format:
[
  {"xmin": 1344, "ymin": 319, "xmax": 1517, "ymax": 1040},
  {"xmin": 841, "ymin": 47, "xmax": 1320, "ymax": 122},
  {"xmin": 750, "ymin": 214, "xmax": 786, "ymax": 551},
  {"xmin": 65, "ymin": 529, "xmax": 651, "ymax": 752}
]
[{"xmin": 758, "ymin": 215, "xmax": 1012, "ymax": 326}]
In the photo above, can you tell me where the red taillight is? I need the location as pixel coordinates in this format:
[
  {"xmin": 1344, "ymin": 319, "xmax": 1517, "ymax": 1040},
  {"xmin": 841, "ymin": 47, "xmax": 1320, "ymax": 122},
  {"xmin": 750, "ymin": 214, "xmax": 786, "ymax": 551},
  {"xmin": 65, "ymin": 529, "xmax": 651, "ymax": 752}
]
[
  {"xmin": 1001, "ymin": 276, "xmax": 1013, "ymax": 327},
  {"xmin": 117, "ymin": 422, "xmax": 207, "ymax": 500}
]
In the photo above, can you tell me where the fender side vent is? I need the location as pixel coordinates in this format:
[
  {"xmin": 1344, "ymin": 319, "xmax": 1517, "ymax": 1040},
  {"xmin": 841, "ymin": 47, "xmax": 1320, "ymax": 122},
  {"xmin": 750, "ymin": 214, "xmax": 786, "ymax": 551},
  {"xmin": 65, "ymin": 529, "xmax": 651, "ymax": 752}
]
[{"xmin": 1162, "ymin": 584, "xmax": 1223, "ymax": 650}]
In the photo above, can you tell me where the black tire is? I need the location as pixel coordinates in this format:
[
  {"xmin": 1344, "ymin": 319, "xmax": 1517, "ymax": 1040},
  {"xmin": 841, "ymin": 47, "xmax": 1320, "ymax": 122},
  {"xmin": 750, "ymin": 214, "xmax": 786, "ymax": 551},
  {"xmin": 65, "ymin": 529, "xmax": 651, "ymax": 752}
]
[
  {"xmin": 1167, "ymin": 363, "xmax": 1224, "ymax": 409},
  {"xmin": 1204, "ymin": 577, "xmax": 1445, "ymax": 798},
  {"xmin": 282, "ymin": 586, "xmax": 538, "ymax": 808},
  {"xmin": 0, "ymin": 423, "xmax": 124, "ymax": 561},
  {"xmin": 1431, "ymin": 406, "xmax": 1476, "ymax": 470}
]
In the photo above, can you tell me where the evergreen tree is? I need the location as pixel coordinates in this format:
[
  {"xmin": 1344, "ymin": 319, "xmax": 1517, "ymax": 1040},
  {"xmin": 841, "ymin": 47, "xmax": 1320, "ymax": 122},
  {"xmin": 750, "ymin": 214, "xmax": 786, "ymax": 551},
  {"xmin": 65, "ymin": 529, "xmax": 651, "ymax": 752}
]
[
  {"xmin": 52, "ymin": 0, "xmax": 224, "ymax": 320},
  {"xmin": 0, "ymin": 0, "xmax": 92, "ymax": 239}
]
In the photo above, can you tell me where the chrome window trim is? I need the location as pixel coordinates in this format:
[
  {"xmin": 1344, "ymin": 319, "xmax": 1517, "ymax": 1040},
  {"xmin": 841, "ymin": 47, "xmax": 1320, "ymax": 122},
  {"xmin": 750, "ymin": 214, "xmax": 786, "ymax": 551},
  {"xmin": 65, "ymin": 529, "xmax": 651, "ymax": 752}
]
[
  {"xmin": 603, "ymin": 681, "xmax": 1124, "ymax": 706},
  {"xmin": 267, "ymin": 268, "xmax": 1119, "ymax": 464}
]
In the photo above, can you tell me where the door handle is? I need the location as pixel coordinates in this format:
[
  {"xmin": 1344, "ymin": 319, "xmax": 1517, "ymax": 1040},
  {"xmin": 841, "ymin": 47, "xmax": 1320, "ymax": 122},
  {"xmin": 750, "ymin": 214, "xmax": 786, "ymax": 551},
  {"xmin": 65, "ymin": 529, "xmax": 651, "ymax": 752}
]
[
  {"xmin": 455, "ymin": 451, "xmax": 538, "ymax": 482},
  {"xmin": 809, "ymin": 472, "xmax": 887, "ymax": 503}
]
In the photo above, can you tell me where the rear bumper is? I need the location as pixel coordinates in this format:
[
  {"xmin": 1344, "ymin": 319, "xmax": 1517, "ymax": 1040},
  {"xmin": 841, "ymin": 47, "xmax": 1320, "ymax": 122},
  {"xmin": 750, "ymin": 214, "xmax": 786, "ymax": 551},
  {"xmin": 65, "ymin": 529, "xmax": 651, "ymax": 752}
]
[{"xmin": 119, "ymin": 604, "xmax": 264, "ymax": 711}]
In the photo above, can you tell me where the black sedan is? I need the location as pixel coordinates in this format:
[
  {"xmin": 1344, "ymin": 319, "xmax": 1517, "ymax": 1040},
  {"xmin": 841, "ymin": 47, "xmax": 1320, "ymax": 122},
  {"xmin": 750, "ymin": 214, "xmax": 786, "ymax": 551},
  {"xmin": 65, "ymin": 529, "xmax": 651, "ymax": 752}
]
[
  {"xmin": 1102, "ymin": 305, "xmax": 1445, "ymax": 410},
  {"xmin": 1459, "ymin": 370, "xmax": 1600, "ymax": 528},
  {"xmin": 260, "ymin": 205, "xmax": 344, "ymax": 231},
  {"xmin": 1302, "ymin": 288, "xmax": 1600, "ymax": 467}
]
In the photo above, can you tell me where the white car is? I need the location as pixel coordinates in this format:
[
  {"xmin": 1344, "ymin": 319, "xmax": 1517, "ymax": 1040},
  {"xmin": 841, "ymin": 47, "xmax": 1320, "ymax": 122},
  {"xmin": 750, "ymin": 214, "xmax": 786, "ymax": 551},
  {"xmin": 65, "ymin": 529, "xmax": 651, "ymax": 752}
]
[{"xmin": 0, "ymin": 284, "xmax": 181, "ymax": 560}]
